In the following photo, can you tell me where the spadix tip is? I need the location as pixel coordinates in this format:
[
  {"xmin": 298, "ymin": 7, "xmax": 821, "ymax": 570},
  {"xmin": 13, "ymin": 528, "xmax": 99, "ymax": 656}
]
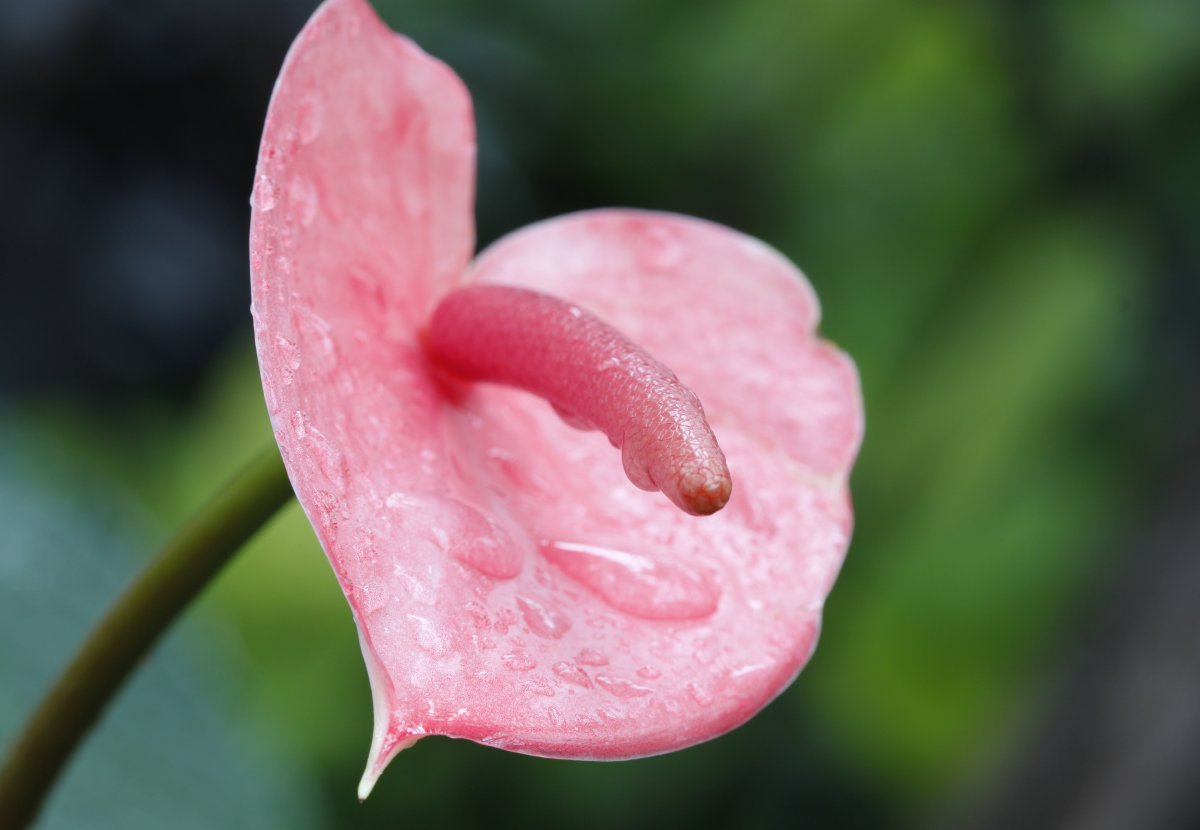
[{"xmin": 675, "ymin": 467, "xmax": 733, "ymax": 516}]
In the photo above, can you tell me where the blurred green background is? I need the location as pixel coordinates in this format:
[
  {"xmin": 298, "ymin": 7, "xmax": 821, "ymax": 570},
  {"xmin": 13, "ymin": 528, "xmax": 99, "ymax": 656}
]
[{"xmin": 2, "ymin": 0, "xmax": 1197, "ymax": 828}]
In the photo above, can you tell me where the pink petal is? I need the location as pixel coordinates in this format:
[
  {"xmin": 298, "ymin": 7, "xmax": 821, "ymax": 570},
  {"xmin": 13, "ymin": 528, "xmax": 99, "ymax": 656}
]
[
  {"xmin": 469, "ymin": 211, "xmax": 863, "ymax": 479},
  {"xmin": 251, "ymin": 0, "xmax": 863, "ymax": 799},
  {"xmin": 250, "ymin": 0, "xmax": 475, "ymax": 338},
  {"xmin": 457, "ymin": 207, "xmax": 862, "ymax": 745}
]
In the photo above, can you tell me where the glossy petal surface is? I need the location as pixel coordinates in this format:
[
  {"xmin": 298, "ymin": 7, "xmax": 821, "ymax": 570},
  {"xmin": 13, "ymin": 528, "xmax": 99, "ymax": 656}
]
[{"xmin": 251, "ymin": 0, "xmax": 863, "ymax": 797}]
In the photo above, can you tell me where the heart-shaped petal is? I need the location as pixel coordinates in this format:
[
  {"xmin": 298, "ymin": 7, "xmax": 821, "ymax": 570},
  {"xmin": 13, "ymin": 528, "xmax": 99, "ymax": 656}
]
[{"xmin": 250, "ymin": 0, "xmax": 863, "ymax": 798}]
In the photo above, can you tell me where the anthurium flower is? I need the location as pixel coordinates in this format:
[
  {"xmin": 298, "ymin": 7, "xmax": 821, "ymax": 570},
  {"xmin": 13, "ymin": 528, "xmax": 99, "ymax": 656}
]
[{"xmin": 250, "ymin": 0, "xmax": 862, "ymax": 799}]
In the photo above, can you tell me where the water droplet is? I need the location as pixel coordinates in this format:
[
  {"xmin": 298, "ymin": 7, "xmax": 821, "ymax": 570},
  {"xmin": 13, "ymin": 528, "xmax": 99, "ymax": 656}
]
[
  {"xmin": 291, "ymin": 305, "xmax": 339, "ymax": 375},
  {"xmin": 289, "ymin": 176, "xmax": 319, "ymax": 226},
  {"xmin": 595, "ymin": 675, "xmax": 653, "ymax": 698},
  {"xmin": 262, "ymin": 379, "xmax": 279, "ymax": 414},
  {"xmin": 687, "ymin": 682, "xmax": 714, "ymax": 707},
  {"xmin": 393, "ymin": 563, "xmax": 436, "ymax": 604},
  {"xmin": 636, "ymin": 666, "xmax": 662, "ymax": 680},
  {"xmin": 286, "ymin": 410, "xmax": 346, "ymax": 494},
  {"xmin": 503, "ymin": 652, "xmax": 537, "ymax": 672},
  {"xmin": 552, "ymin": 661, "xmax": 593, "ymax": 688},
  {"xmin": 290, "ymin": 410, "xmax": 310, "ymax": 439},
  {"xmin": 464, "ymin": 601, "xmax": 490, "ymax": 629},
  {"xmin": 494, "ymin": 607, "xmax": 516, "ymax": 634},
  {"xmin": 275, "ymin": 335, "xmax": 301, "ymax": 376},
  {"xmin": 442, "ymin": 500, "xmax": 523, "ymax": 579},
  {"xmin": 575, "ymin": 648, "xmax": 609, "ymax": 667},
  {"xmin": 295, "ymin": 93, "xmax": 323, "ymax": 145},
  {"xmin": 547, "ymin": 706, "xmax": 564, "ymax": 726},
  {"xmin": 517, "ymin": 596, "xmax": 571, "ymax": 640},
  {"xmin": 311, "ymin": 489, "xmax": 341, "ymax": 537},
  {"xmin": 299, "ymin": 424, "xmax": 346, "ymax": 495},
  {"xmin": 385, "ymin": 492, "xmax": 412, "ymax": 510},
  {"xmin": 252, "ymin": 173, "xmax": 277, "ymax": 211},
  {"xmin": 410, "ymin": 611, "xmax": 448, "ymax": 652},
  {"xmin": 431, "ymin": 526, "xmax": 449, "ymax": 548},
  {"xmin": 539, "ymin": 541, "xmax": 720, "ymax": 621}
]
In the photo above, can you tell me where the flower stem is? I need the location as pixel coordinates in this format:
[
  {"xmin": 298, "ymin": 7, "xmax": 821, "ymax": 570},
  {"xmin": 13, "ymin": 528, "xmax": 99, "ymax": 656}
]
[{"xmin": 0, "ymin": 447, "xmax": 294, "ymax": 830}]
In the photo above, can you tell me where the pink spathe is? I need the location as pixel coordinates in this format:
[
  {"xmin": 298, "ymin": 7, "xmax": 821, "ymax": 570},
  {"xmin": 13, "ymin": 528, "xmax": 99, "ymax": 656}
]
[{"xmin": 250, "ymin": 0, "xmax": 863, "ymax": 799}]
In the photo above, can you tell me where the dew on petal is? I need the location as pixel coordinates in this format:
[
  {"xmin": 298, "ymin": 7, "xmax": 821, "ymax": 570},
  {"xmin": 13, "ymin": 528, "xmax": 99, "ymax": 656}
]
[
  {"xmin": 517, "ymin": 595, "xmax": 571, "ymax": 640},
  {"xmin": 252, "ymin": 173, "xmax": 277, "ymax": 211},
  {"xmin": 308, "ymin": 425, "xmax": 348, "ymax": 495},
  {"xmin": 292, "ymin": 304, "xmax": 340, "ymax": 375},
  {"xmin": 494, "ymin": 607, "xmax": 517, "ymax": 634},
  {"xmin": 502, "ymin": 652, "xmax": 537, "ymax": 672},
  {"xmin": 290, "ymin": 410, "xmax": 310, "ymax": 439},
  {"xmin": 687, "ymin": 682, "xmax": 714, "ymax": 708},
  {"xmin": 575, "ymin": 647, "xmax": 609, "ymax": 667},
  {"xmin": 409, "ymin": 614, "xmax": 446, "ymax": 655},
  {"xmin": 552, "ymin": 661, "xmax": 592, "ymax": 689},
  {"xmin": 539, "ymin": 540, "xmax": 720, "ymax": 621},
  {"xmin": 595, "ymin": 675, "xmax": 653, "ymax": 698},
  {"xmin": 275, "ymin": 335, "xmax": 302, "ymax": 384},
  {"xmin": 463, "ymin": 600, "xmax": 490, "ymax": 629},
  {"xmin": 440, "ymin": 499, "xmax": 523, "ymax": 579}
]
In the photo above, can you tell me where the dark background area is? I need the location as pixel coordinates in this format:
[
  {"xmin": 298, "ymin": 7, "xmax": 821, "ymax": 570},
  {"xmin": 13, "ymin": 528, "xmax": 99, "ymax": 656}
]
[{"xmin": 1, "ymin": 0, "xmax": 1198, "ymax": 828}]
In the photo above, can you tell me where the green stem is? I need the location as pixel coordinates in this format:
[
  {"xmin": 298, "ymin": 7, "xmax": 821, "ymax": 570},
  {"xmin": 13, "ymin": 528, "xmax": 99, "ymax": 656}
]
[{"xmin": 0, "ymin": 447, "xmax": 294, "ymax": 830}]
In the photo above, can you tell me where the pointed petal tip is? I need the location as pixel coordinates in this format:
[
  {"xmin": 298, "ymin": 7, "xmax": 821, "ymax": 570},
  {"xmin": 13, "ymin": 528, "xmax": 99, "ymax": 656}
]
[
  {"xmin": 356, "ymin": 624, "xmax": 421, "ymax": 801},
  {"xmin": 357, "ymin": 767, "xmax": 379, "ymax": 802},
  {"xmin": 358, "ymin": 733, "xmax": 420, "ymax": 801}
]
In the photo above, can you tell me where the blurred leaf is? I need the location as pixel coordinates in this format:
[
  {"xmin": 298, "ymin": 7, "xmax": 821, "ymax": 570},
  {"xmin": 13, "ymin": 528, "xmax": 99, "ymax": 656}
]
[
  {"xmin": 1047, "ymin": 0, "xmax": 1200, "ymax": 126},
  {"xmin": 0, "ymin": 414, "xmax": 325, "ymax": 830},
  {"xmin": 788, "ymin": 4, "xmax": 1032, "ymax": 388},
  {"xmin": 809, "ymin": 210, "xmax": 1148, "ymax": 797}
]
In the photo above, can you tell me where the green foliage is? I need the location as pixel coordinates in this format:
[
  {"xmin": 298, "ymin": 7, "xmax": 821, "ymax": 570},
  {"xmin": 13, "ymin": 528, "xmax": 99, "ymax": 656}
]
[
  {"xmin": 0, "ymin": 416, "xmax": 325, "ymax": 829},
  {"xmin": 813, "ymin": 211, "xmax": 1146, "ymax": 794}
]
